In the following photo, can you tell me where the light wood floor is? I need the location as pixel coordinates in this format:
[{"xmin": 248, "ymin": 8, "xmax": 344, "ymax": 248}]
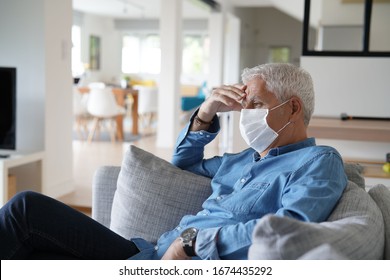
[{"xmin": 58, "ymin": 126, "xmax": 220, "ymax": 215}]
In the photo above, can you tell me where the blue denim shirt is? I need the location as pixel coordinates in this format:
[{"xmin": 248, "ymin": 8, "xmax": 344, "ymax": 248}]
[{"xmin": 129, "ymin": 114, "xmax": 347, "ymax": 260}]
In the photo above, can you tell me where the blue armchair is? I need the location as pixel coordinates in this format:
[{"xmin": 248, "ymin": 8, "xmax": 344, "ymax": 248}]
[{"xmin": 181, "ymin": 82, "xmax": 207, "ymax": 112}]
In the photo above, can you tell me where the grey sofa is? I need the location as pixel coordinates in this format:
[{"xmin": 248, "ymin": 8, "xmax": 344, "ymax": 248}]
[{"xmin": 92, "ymin": 145, "xmax": 390, "ymax": 259}]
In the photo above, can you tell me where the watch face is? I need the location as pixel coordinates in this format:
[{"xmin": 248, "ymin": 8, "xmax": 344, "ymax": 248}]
[{"xmin": 181, "ymin": 227, "xmax": 198, "ymax": 242}]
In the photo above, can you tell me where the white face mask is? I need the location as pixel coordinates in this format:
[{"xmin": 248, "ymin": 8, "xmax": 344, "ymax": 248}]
[{"xmin": 239, "ymin": 99, "xmax": 291, "ymax": 154}]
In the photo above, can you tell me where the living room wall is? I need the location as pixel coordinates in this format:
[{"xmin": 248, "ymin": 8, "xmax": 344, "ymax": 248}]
[
  {"xmin": 236, "ymin": 7, "xmax": 307, "ymax": 70},
  {"xmin": 74, "ymin": 12, "xmax": 123, "ymax": 85},
  {"xmin": 0, "ymin": 0, "xmax": 74, "ymax": 198}
]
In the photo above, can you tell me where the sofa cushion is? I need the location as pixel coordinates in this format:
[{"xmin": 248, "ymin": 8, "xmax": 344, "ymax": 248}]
[
  {"xmin": 368, "ymin": 184, "xmax": 390, "ymax": 260},
  {"xmin": 248, "ymin": 180, "xmax": 384, "ymax": 259},
  {"xmin": 110, "ymin": 145, "xmax": 212, "ymax": 243},
  {"xmin": 297, "ymin": 244, "xmax": 347, "ymax": 260},
  {"xmin": 343, "ymin": 163, "xmax": 365, "ymax": 189}
]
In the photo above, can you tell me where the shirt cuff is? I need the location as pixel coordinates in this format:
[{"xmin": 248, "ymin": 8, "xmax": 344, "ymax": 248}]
[
  {"xmin": 195, "ymin": 227, "xmax": 221, "ymax": 260},
  {"xmin": 189, "ymin": 109, "xmax": 220, "ymax": 134}
]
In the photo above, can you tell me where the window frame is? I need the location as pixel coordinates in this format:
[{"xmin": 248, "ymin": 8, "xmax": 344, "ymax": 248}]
[{"xmin": 302, "ymin": 0, "xmax": 390, "ymax": 57}]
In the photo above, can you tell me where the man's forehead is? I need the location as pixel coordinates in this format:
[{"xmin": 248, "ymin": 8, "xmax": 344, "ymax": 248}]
[
  {"xmin": 245, "ymin": 78, "xmax": 267, "ymax": 94},
  {"xmin": 245, "ymin": 78, "xmax": 277, "ymax": 103}
]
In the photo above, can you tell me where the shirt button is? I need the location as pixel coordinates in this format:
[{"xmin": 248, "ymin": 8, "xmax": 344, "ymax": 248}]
[
  {"xmin": 176, "ymin": 226, "xmax": 182, "ymax": 231},
  {"xmin": 216, "ymin": 196, "xmax": 222, "ymax": 200},
  {"xmin": 199, "ymin": 132, "xmax": 204, "ymax": 135},
  {"xmin": 240, "ymin": 178, "xmax": 246, "ymax": 183},
  {"xmin": 154, "ymin": 245, "xmax": 159, "ymax": 251}
]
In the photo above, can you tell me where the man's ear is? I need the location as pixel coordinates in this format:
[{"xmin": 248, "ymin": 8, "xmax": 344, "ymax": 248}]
[{"xmin": 289, "ymin": 97, "xmax": 303, "ymax": 121}]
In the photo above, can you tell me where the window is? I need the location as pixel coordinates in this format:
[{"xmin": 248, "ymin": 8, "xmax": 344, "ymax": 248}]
[
  {"xmin": 182, "ymin": 35, "xmax": 209, "ymax": 76},
  {"xmin": 122, "ymin": 34, "xmax": 161, "ymax": 74},
  {"xmin": 71, "ymin": 25, "xmax": 83, "ymax": 77},
  {"xmin": 268, "ymin": 47, "xmax": 290, "ymax": 63},
  {"xmin": 302, "ymin": 0, "xmax": 390, "ymax": 56},
  {"xmin": 121, "ymin": 34, "xmax": 209, "ymax": 78}
]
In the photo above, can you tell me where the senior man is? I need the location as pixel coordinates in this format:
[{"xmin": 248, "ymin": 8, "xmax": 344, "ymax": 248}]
[{"xmin": 0, "ymin": 63, "xmax": 347, "ymax": 260}]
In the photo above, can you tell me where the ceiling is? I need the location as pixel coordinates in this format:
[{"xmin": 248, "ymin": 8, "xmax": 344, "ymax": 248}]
[{"xmin": 72, "ymin": 0, "xmax": 273, "ymax": 19}]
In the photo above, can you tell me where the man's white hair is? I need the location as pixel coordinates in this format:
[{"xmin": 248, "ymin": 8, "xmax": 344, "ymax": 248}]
[{"xmin": 241, "ymin": 63, "xmax": 315, "ymax": 126}]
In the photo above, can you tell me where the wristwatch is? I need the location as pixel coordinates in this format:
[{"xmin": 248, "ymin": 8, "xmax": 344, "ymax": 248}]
[{"xmin": 180, "ymin": 227, "xmax": 198, "ymax": 257}]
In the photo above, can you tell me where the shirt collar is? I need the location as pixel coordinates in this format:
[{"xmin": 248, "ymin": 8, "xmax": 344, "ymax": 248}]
[{"xmin": 252, "ymin": 138, "xmax": 316, "ymax": 161}]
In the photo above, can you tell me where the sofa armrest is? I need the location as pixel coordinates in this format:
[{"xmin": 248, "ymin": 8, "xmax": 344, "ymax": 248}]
[{"xmin": 92, "ymin": 166, "xmax": 121, "ymax": 228}]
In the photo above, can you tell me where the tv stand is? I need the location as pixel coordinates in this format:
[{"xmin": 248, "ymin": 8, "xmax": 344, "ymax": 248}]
[{"xmin": 0, "ymin": 151, "xmax": 44, "ymax": 206}]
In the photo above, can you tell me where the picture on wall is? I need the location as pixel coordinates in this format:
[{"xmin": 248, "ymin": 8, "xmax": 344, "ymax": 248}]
[{"xmin": 89, "ymin": 35, "xmax": 101, "ymax": 70}]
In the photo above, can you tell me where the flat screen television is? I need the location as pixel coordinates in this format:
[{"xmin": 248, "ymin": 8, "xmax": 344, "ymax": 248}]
[{"xmin": 0, "ymin": 67, "xmax": 16, "ymax": 154}]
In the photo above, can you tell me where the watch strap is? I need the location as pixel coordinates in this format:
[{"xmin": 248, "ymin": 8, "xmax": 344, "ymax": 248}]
[{"xmin": 182, "ymin": 243, "xmax": 196, "ymax": 257}]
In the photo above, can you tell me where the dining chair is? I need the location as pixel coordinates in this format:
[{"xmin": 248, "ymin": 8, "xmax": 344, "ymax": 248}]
[
  {"xmin": 73, "ymin": 87, "xmax": 90, "ymax": 141},
  {"xmin": 86, "ymin": 88, "xmax": 125, "ymax": 143},
  {"xmin": 88, "ymin": 82, "xmax": 106, "ymax": 89},
  {"xmin": 134, "ymin": 85, "xmax": 158, "ymax": 132}
]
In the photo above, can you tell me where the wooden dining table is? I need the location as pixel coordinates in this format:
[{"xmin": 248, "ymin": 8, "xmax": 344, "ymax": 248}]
[{"xmin": 77, "ymin": 87, "xmax": 139, "ymax": 141}]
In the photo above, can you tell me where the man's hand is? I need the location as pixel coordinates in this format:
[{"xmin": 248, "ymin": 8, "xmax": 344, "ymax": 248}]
[
  {"xmin": 190, "ymin": 84, "xmax": 247, "ymax": 132},
  {"xmin": 197, "ymin": 84, "xmax": 247, "ymax": 121},
  {"xmin": 161, "ymin": 238, "xmax": 192, "ymax": 260}
]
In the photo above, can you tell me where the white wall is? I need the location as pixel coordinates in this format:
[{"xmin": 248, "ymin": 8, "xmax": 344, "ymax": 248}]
[
  {"xmin": 0, "ymin": 0, "xmax": 45, "ymax": 152},
  {"xmin": 301, "ymin": 56, "xmax": 390, "ymax": 118},
  {"xmin": 272, "ymin": 0, "xmax": 306, "ymax": 23},
  {"xmin": 0, "ymin": 0, "xmax": 74, "ymax": 198},
  {"xmin": 236, "ymin": 7, "xmax": 305, "ymax": 70},
  {"xmin": 77, "ymin": 13, "xmax": 123, "ymax": 84}
]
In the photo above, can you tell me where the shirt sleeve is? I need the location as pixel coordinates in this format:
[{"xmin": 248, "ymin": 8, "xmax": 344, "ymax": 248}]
[
  {"xmin": 195, "ymin": 220, "xmax": 258, "ymax": 260},
  {"xmin": 171, "ymin": 111, "xmax": 222, "ymax": 178},
  {"xmin": 276, "ymin": 151, "xmax": 348, "ymax": 222}
]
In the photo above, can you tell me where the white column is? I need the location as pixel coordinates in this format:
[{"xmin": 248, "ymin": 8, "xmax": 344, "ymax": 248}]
[
  {"xmin": 223, "ymin": 14, "xmax": 247, "ymax": 154},
  {"xmin": 208, "ymin": 12, "xmax": 225, "ymax": 89},
  {"xmin": 208, "ymin": 5, "xmax": 246, "ymax": 154},
  {"xmin": 157, "ymin": 0, "xmax": 182, "ymax": 148},
  {"xmin": 44, "ymin": 0, "xmax": 74, "ymax": 197}
]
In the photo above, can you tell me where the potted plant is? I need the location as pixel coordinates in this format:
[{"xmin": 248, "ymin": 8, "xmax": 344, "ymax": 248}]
[{"xmin": 121, "ymin": 75, "xmax": 131, "ymax": 89}]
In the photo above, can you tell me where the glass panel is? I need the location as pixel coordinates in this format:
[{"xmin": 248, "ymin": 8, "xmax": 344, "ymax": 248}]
[
  {"xmin": 307, "ymin": 0, "xmax": 365, "ymax": 51},
  {"xmin": 370, "ymin": 0, "xmax": 390, "ymax": 51}
]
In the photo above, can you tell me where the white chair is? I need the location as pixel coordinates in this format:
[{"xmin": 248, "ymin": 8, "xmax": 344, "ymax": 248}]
[
  {"xmin": 73, "ymin": 87, "xmax": 90, "ymax": 141},
  {"xmin": 134, "ymin": 85, "xmax": 158, "ymax": 132},
  {"xmin": 88, "ymin": 82, "xmax": 106, "ymax": 89},
  {"xmin": 86, "ymin": 88, "xmax": 125, "ymax": 143}
]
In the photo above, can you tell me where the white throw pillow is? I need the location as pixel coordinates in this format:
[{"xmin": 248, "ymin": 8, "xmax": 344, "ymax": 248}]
[{"xmin": 249, "ymin": 181, "xmax": 384, "ymax": 259}]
